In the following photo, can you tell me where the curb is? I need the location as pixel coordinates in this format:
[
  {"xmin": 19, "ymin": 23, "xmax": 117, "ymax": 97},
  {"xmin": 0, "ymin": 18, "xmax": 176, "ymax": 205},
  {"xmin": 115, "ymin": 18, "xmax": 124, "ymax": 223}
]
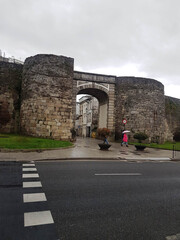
[
  {"xmin": 34, "ymin": 157, "xmax": 171, "ymax": 162},
  {"xmin": 171, "ymin": 158, "xmax": 180, "ymax": 161},
  {"xmin": 0, "ymin": 157, "xmax": 172, "ymax": 162}
]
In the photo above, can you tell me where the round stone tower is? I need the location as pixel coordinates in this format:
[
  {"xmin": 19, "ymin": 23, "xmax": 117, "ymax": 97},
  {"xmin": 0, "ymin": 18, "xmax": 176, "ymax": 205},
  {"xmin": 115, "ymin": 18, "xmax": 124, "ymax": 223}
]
[
  {"xmin": 20, "ymin": 54, "xmax": 74, "ymax": 140},
  {"xmin": 115, "ymin": 77, "xmax": 166, "ymax": 143}
]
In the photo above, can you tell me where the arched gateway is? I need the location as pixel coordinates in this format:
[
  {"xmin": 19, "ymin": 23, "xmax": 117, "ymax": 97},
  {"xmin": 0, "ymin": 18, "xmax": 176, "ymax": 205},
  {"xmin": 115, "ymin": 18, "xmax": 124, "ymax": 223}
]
[
  {"xmin": 19, "ymin": 54, "xmax": 172, "ymax": 143},
  {"xmin": 73, "ymin": 71, "xmax": 116, "ymax": 134}
]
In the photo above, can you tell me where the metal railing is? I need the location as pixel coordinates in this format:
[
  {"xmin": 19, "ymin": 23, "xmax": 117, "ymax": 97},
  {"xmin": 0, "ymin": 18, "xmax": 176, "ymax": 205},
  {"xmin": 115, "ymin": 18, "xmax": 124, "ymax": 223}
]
[{"xmin": 0, "ymin": 56, "xmax": 24, "ymax": 64}]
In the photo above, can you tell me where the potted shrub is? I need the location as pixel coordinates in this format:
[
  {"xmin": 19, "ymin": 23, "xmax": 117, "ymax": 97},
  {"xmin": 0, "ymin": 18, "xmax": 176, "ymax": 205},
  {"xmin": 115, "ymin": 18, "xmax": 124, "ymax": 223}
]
[
  {"xmin": 173, "ymin": 128, "xmax": 180, "ymax": 142},
  {"xmin": 133, "ymin": 132, "xmax": 148, "ymax": 151},
  {"xmin": 97, "ymin": 128, "xmax": 111, "ymax": 150}
]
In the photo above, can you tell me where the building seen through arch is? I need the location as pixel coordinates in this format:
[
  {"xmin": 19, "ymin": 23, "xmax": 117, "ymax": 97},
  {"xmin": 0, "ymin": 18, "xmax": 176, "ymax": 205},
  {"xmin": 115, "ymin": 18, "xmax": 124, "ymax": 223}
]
[{"xmin": 76, "ymin": 95, "xmax": 99, "ymax": 137}]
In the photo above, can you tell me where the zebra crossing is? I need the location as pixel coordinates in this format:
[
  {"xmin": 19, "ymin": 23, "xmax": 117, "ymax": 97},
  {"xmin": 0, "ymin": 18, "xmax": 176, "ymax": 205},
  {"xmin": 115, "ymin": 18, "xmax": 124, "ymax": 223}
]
[
  {"xmin": 0, "ymin": 161, "xmax": 59, "ymax": 240},
  {"xmin": 22, "ymin": 162, "xmax": 59, "ymax": 239}
]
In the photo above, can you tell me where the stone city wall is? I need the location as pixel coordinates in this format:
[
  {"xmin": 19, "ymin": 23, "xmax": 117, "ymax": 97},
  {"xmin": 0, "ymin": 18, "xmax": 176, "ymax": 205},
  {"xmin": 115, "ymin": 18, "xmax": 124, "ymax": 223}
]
[
  {"xmin": 165, "ymin": 96, "xmax": 180, "ymax": 136},
  {"xmin": 115, "ymin": 77, "xmax": 170, "ymax": 143},
  {"xmin": 0, "ymin": 53, "xmax": 179, "ymax": 143},
  {"xmin": 20, "ymin": 54, "xmax": 74, "ymax": 140},
  {"xmin": 0, "ymin": 62, "xmax": 22, "ymax": 133}
]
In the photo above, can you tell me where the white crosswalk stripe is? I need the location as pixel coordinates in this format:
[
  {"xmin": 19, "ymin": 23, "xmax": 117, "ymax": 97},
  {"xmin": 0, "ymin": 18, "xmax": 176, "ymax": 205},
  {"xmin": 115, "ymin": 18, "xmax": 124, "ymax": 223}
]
[
  {"xmin": 24, "ymin": 210, "xmax": 54, "ymax": 227},
  {"xmin": 23, "ymin": 181, "xmax": 42, "ymax": 188},
  {"xmin": 166, "ymin": 233, "xmax": 180, "ymax": 240},
  {"xmin": 22, "ymin": 164, "xmax": 35, "ymax": 167},
  {"xmin": 23, "ymin": 173, "xmax": 39, "ymax": 178},
  {"xmin": 23, "ymin": 193, "xmax": 47, "ymax": 203},
  {"xmin": 22, "ymin": 168, "xmax": 37, "ymax": 171}
]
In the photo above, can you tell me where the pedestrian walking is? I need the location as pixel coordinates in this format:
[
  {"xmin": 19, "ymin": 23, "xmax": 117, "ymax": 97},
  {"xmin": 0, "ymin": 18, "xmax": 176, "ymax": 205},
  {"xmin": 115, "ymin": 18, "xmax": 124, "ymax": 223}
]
[
  {"xmin": 121, "ymin": 130, "xmax": 130, "ymax": 147},
  {"xmin": 103, "ymin": 135, "xmax": 109, "ymax": 144}
]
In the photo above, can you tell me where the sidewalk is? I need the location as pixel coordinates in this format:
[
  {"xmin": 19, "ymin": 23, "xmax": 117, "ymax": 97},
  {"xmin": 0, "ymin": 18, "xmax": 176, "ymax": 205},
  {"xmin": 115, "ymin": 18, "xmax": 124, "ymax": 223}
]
[{"xmin": 0, "ymin": 137, "xmax": 177, "ymax": 162}]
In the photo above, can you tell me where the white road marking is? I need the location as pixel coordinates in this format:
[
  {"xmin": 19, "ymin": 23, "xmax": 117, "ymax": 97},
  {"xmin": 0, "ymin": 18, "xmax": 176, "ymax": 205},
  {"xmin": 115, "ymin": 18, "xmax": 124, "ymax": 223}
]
[
  {"xmin": 23, "ymin": 193, "xmax": 47, "ymax": 203},
  {"xmin": 141, "ymin": 157, "xmax": 171, "ymax": 160},
  {"xmin": 23, "ymin": 173, "xmax": 39, "ymax": 178},
  {"xmin": 23, "ymin": 168, "xmax": 37, "ymax": 172},
  {"xmin": 23, "ymin": 181, "xmax": 42, "ymax": 188},
  {"xmin": 166, "ymin": 233, "xmax": 180, "ymax": 239},
  {"xmin": 24, "ymin": 210, "xmax": 54, "ymax": 227},
  {"xmin": 23, "ymin": 164, "xmax": 35, "ymax": 167},
  {"xmin": 95, "ymin": 173, "xmax": 142, "ymax": 176}
]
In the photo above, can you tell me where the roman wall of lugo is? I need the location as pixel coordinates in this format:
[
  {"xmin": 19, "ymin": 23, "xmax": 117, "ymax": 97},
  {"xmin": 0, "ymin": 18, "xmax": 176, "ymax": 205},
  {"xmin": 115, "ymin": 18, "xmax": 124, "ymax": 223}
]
[{"xmin": 0, "ymin": 54, "xmax": 180, "ymax": 143}]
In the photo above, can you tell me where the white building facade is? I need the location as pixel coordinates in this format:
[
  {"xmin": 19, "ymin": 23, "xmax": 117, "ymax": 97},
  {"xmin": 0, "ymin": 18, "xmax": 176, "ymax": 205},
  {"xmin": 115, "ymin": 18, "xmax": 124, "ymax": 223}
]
[{"xmin": 76, "ymin": 96, "xmax": 98, "ymax": 137}]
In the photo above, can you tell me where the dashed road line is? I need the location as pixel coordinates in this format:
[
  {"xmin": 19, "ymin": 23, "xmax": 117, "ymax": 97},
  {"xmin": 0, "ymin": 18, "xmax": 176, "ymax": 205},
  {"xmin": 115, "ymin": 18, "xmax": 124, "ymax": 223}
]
[{"xmin": 95, "ymin": 173, "xmax": 142, "ymax": 176}]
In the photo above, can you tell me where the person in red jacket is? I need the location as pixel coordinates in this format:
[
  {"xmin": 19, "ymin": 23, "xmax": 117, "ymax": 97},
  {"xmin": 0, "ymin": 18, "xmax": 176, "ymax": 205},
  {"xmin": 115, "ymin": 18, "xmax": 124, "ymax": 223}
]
[{"xmin": 121, "ymin": 133, "xmax": 128, "ymax": 147}]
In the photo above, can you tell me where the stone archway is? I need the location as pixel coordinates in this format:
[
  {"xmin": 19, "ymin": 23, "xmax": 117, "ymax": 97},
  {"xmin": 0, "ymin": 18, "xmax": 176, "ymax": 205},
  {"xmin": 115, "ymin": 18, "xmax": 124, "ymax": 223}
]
[
  {"xmin": 73, "ymin": 71, "xmax": 116, "ymax": 136},
  {"xmin": 77, "ymin": 88, "xmax": 108, "ymax": 129}
]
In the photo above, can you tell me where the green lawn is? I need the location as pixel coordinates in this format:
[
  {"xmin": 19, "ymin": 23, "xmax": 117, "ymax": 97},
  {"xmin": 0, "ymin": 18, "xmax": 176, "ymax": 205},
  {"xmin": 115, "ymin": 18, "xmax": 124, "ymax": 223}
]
[
  {"xmin": 130, "ymin": 141, "xmax": 180, "ymax": 151},
  {"xmin": 0, "ymin": 134, "xmax": 73, "ymax": 150}
]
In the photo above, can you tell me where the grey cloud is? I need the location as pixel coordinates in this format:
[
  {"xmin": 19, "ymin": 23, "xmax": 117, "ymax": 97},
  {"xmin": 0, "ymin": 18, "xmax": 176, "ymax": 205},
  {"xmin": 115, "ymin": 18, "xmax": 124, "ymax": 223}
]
[{"xmin": 0, "ymin": 0, "xmax": 180, "ymax": 94}]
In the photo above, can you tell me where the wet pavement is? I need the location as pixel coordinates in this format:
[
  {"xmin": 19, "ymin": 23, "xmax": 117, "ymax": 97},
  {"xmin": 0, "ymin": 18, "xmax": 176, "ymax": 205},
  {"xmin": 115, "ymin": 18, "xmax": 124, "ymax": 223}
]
[{"xmin": 0, "ymin": 137, "xmax": 177, "ymax": 162}]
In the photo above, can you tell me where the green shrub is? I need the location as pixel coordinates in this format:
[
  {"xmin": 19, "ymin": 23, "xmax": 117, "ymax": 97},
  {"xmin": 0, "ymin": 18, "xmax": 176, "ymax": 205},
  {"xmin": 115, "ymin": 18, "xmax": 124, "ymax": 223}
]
[
  {"xmin": 173, "ymin": 129, "xmax": 180, "ymax": 142},
  {"xmin": 133, "ymin": 132, "xmax": 148, "ymax": 143}
]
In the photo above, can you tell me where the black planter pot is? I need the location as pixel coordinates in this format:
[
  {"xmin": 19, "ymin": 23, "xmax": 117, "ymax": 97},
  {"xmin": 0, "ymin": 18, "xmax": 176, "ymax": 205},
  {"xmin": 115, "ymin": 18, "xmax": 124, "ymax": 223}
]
[
  {"xmin": 135, "ymin": 145, "xmax": 146, "ymax": 151},
  {"xmin": 98, "ymin": 143, "xmax": 111, "ymax": 150}
]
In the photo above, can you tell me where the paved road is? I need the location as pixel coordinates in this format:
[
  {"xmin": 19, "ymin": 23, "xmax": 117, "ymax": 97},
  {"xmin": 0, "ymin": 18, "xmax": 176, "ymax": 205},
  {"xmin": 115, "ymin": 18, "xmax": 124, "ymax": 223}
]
[
  {"xmin": 35, "ymin": 160, "xmax": 180, "ymax": 240},
  {"xmin": 1, "ymin": 160, "xmax": 180, "ymax": 240}
]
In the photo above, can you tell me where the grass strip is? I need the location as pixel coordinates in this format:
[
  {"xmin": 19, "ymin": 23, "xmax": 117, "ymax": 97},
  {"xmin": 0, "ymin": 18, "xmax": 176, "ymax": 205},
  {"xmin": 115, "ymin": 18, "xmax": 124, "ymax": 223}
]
[{"xmin": 0, "ymin": 134, "xmax": 73, "ymax": 149}]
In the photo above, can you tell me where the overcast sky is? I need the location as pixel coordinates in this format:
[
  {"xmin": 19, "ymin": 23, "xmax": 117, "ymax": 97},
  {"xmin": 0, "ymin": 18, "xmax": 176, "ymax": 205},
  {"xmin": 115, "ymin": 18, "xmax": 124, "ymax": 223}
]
[{"xmin": 1, "ymin": 0, "xmax": 180, "ymax": 98}]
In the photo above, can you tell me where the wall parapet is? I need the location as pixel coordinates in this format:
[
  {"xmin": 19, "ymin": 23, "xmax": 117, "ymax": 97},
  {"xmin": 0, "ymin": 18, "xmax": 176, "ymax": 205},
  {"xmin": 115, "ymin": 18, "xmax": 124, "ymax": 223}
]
[{"xmin": 74, "ymin": 71, "xmax": 116, "ymax": 84}]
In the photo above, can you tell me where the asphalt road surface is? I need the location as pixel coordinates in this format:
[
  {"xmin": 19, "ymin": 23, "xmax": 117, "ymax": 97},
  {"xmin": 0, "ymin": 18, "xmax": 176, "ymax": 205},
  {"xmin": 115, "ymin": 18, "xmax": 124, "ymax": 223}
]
[
  {"xmin": 36, "ymin": 160, "xmax": 180, "ymax": 240},
  {"xmin": 1, "ymin": 160, "xmax": 180, "ymax": 240}
]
